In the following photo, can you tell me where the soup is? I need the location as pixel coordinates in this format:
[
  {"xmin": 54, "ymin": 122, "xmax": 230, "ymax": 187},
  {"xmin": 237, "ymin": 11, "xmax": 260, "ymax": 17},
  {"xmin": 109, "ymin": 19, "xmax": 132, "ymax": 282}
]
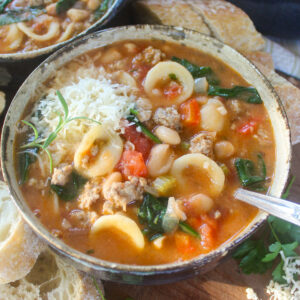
[
  {"xmin": 0, "ymin": 0, "xmax": 113, "ymax": 53},
  {"xmin": 15, "ymin": 40, "xmax": 275, "ymax": 265}
]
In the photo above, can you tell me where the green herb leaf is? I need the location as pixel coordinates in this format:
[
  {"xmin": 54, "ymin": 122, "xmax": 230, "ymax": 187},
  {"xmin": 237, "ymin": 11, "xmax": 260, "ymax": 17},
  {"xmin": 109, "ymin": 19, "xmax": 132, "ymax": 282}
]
[
  {"xmin": 179, "ymin": 221, "xmax": 200, "ymax": 238},
  {"xmin": 282, "ymin": 175, "xmax": 296, "ymax": 199},
  {"xmin": 272, "ymin": 261, "xmax": 286, "ymax": 284},
  {"xmin": 0, "ymin": 0, "xmax": 13, "ymax": 13},
  {"xmin": 19, "ymin": 147, "xmax": 39, "ymax": 184},
  {"xmin": 261, "ymin": 251, "xmax": 279, "ymax": 263},
  {"xmin": 169, "ymin": 73, "xmax": 177, "ymax": 81},
  {"xmin": 94, "ymin": 0, "xmax": 113, "ymax": 20},
  {"xmin": 127, "ymin": 111, "xmax": 161, "ymax": 144},
  {"xmin": 50, "ymin": 171, "xmax": 87, "ymax": 201},
  {"xmin": 21, "ymin": 120, "xmax": 39, "ymax": 146},
  {"xmin": 56, "ymin": 0, "xmax": 76, "ymax": 14},
  {"xmin": 56, "ymin": 90, "xmax": 69, "ymax": 120},
  {"xmin": 281, "ymin": 241, "xmax": 298, "ymax": 257},
  {"xmin": 208, "ymin": 85, "xmax": 263, "ymax": 104},
  {"xmin": 91, "ymin": 275, "xmax": 106, "ymax": 300},
  {"xmin": 0, "ymin": 7, "xmax": 45, "ymax": 26}
]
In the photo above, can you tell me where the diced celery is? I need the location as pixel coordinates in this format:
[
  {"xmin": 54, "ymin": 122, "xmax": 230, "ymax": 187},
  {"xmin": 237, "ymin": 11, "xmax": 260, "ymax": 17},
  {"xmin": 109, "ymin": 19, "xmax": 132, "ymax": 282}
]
[{"xmin": 152, "ymin": 175, "xmax": 177, "ymax": 196}]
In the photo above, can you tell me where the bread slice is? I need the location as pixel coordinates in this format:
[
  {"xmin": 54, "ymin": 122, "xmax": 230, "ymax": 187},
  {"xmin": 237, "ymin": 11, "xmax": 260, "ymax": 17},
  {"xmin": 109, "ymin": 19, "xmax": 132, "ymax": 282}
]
[
  {"xmin": 0, "ymin": 91, "xmax": 5, "ymax": 115},
  {"xmin": 0, "ymin": 249, "xmax": 104, "ymax": 300},
  {"xmin": 0, "ymin": 181, "xmax": 44, "ymax": 284},
  {"xmin": 133, "ymin": 0, "xmax": 211, "ymax": 35}
]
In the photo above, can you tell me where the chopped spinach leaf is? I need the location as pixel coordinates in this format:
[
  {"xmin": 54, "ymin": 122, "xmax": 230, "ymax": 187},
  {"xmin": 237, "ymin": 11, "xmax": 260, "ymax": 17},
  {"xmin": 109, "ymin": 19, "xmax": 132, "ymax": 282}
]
[
  {"xmin": 179, "ymin": 221, "xmax": 200, "ymax": 238},
  {"xmin": 0, "ymin": 7, "xmax": 46, "ymax": 26},
  {"xmin": 56, "ymin": 0, "xmax": 76, "ymax": 14},
  {"xmin": 138, "ymin": 193, "xmax": 168, "ymax": 240},
  {"xmin": 94, "ymin": 0, "xmax": 113, "ymax": 20},
  {"xmin": 171, "ymin": 56, "xmax": 220, "ymax": 85},
  {"xmin": 168, "ymin": 73, "xmax": 177, "ymax": 81},
  {"xmin": 127, "ymin": 109, "xmax": 161, "ymax": 144},
  {"xmin": 19, "ymin": 147, "xmax": 39, "ymax": 184},
  {"xmin": 0, "ymin": 0, "xmax": 13, "ymax": 13},
  {"xmin": 208, "ymin": 85, "xmax": 263, "ymax": 104},
  {"xmin": 51, "ymin": 171, "xmax": 87, "ymax": 201}
]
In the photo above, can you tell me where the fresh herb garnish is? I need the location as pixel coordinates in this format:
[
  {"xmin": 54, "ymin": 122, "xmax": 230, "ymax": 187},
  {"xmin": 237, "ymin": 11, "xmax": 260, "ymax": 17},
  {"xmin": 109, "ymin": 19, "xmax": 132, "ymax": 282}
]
[
  {"xmin": 208, "ymin": 85, "xmax": 263, "ymax": 104},
  {"xmin": 0, "ymin": 0, "xmax": 12, "ymax": 13},
  {"xmin": 234, "ymin": 154, "xmax": 266, "ymax": 191},
  {"xmin": 20, "ymin": 90, "xmax": 100, "ymax": 178},
  {"xmin": 50, "ymin": 171, "xmax": 87, "ymax": 201},
  {"xmin": 55, "ymin": 0, "xmax": 76, "ymax": 14},
  {"xmin": 94, "ymin": 0, "xmax": 113, "ymax": 20},
  {"xmin": 179, "ymin": 221, "xmax": 200, "ymax": 239},
  {"xmin": 91, "ymin": 275, "xmax": 106, "ymax": 300},
  {"xmin": 127, "ymin": 109, "xmax": 161, "ymax": 144},
  {"xmin": 233, "ymin": 176, "xmax": 299, "ymax": 283},
  {"xmin": 282, "ymin": 175, "xmax": 296, "ymax": 199},
  {"xmin": 171, "ymin": 56, "xmax": 220, "ymax": 85},
  {"xmin": 0, "ymin": 7, "xmax": 46, "ymax": 26},
  {"xmin": 168, "ymin": 73, "xmax": 177, "ymax": 81},
  {"xmin": 19, "ymin": 146, "xmax": 39, "ymax": 184}
]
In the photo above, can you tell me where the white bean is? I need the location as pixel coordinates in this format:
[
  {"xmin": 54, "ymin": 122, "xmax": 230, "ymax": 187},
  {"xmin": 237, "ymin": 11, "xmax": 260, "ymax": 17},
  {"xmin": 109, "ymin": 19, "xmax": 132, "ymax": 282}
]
[
  {"xmin": 100, "ymin": 48, "xmax": 122, "ymax": 64},
  {"xmin": 154, "ymin": 126, "xmax": 181, "ymax": 145},
  {"xmin": 147, "ymin": 144, "xmax": 175, "ymax": 177},
  {"xmin": 200, "ymin": 98, "xmax": 228, "ymax": 132},
  {"xmin": 188, "ymin": 193, "xmax": 214, "ymax": 214},
  {"xmin": 67, "ymin": 8, "xmax": 90, "ymax": 22},
  {"xmin": 214, "ymin": 141, "xmax": 235, "ymax": 159}
]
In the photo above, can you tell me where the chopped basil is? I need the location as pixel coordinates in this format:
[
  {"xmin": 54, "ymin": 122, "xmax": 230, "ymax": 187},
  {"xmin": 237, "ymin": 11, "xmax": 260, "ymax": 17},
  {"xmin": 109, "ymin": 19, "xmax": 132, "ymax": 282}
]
[
  {"xmin": 208, "ymin": 85, "xmax": 263, "ymax": 104},
  {"xmin": 179, "ymin": 221, "xmax": 201, "ymax": 238}
]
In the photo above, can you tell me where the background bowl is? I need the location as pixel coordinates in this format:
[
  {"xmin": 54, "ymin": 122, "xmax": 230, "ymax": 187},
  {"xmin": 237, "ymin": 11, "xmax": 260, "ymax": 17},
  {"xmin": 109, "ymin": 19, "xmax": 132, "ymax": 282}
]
[{"xmin": 1, "ymin": 25, "xmax": 291, "ymax": 285}]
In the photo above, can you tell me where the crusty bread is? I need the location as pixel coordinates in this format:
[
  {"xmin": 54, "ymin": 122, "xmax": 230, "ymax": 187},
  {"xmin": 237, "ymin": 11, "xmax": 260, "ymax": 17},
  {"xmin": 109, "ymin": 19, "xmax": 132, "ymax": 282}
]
[
  {"xmin": 134, "ymin": 0, "xmax": 211, "ymax": 35},
  {"xmin": 0, "ymin": 181, "xmax": 44, "ymax": 284},
  {"xmin": 0, "ymin": 250, "xmax": 104, "ymax": 300},
  {"xmin": 243, "ymin": 51, "xmax": 275, "ymax": 74},
  {"xmin": 0, "ymin": 91, "xmax": 5, "ymax": 114}
]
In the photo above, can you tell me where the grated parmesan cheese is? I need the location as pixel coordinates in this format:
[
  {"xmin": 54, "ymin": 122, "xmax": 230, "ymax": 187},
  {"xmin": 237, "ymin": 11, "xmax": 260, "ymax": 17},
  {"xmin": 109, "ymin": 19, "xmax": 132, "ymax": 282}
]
[{"xmin": 246, "ymin": 288, "xmax": 259, "ymax": 300}]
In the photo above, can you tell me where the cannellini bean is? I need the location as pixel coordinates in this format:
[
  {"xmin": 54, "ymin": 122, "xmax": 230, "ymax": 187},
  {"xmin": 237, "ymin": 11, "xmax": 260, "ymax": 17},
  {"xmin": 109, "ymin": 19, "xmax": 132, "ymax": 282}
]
[
  {"xmin": 171, "ymin": 153, "xmax": 225, "ymax": 197},
  {"xmin": 100, "ymin": 48, "xmax": 122, "ymax": 64},
  {"xmin": 87, "ymin": 0, "xmax": 100, "ymax": 10},
  {"xmin": 91, "ymin": 215, "xmax": 145, "ymax": 249},
  {"xmin": 74, "ymin": 125, "xmax": 123, "ymax": 178},
  {"xmin": 102, "ymin": 172, "xmax": 122, "ymax": 200},
  {"xmin": 153, "ymin": 236, "xmax": 166, "ymax": 249},
  {"xmin": 214, "ymin": 141, "xmax": 235, "ymax": 159},
  {"xmin": 194, "ymin": 77, "xmax": 208, "ymax": 94},
  {"xmin": 112, "ymin": 71, "xmax": 137, "ymax": 88},
  {"xmin": 188, "ymin": 193, "xmax": 214, "ymax": 214},
  {"xmin": 154, "ymin": 126, "xmax": 181, "ymax": 145},
  {"xmin": 147, "ymin": 144, "xmax": 175, "ymax": 177},
  {"xmin": 200, "ymin": 98, "xmax": 228, "ymax": 133},
  {"xmin": 46, "ymin": 3, "xmax": 57, "ymax": 16},
  {"xmin": 67, "ymin": 8, "xmax": 90, "ymax": 22},
  {"xmin": 144, "ymin": 61, "xmax": 194, "ymax": 104},
  {"xmin": 124, "ymin": 42, "xmax": 138, "ymax": 54}
]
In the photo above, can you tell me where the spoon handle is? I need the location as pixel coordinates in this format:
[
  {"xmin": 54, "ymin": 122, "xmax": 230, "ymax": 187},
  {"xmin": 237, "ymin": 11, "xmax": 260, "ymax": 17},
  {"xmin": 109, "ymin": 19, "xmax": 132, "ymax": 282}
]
[{"xmin": 234, "ymin": 188, "xmax": 300, "ymax": 227}]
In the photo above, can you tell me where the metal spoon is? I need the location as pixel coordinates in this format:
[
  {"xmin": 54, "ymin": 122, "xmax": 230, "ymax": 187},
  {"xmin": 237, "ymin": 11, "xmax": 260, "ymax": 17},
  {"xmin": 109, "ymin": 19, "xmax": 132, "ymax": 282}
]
[{"xmin": 234, "ymin": 188, "xmax": 300, "ymax": 226}]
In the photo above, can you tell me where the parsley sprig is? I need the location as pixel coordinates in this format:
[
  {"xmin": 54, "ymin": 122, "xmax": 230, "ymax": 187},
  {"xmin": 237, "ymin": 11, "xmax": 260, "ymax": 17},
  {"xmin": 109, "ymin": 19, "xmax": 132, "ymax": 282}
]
[
  {"xmin": 233, "ymin": 176, "xmax": 299, "ymax": 283},
  {"xmin": 20, "ymin": 90, "xmax": 100, "ymax": 175}
]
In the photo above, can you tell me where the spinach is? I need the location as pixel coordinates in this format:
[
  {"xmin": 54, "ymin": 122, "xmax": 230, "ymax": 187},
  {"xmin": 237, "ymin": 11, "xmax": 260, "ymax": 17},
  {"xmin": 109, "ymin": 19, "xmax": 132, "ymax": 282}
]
[
  {"xmin": 127, "ymin": 109, "xmax": 161, "ymax": 144},
  {"xmin": 0, "ymin": 0, "xmax": 12, "ymax": 13},
  {"xmin": 50, "ymin": 171, "xmax": 87, "ymax": 201},
  {"xmin": 171, "ymin": 56, "xmax": 220, "ymax": 85},
  {"xmin": 0, "ymin": 7, "xmax": 46, "ymax": 26},
  {"xmin": 179, "ymin": 221, "xmax": 200, "ymax": 238},
  {"xmin": 208, "ymin": 85, "xmax": 263, "ymax": 104},
  {"xmin": 56, "ymin": 0, "xmax": 76, "ymax": 14},
  {"xmin": 94, "ymin": 0, "xmax": 113, "ymax": 20},
  {"xmin": 234, "ymin": 154, "xmax": 266, "ymax": 191},
  {"xmin": 138, "ymin": 193, "xmax": 168, "ymax": 240},
  {"xmin": 19, "ymin": 146, "xmax": 39, "ymax": 184}
]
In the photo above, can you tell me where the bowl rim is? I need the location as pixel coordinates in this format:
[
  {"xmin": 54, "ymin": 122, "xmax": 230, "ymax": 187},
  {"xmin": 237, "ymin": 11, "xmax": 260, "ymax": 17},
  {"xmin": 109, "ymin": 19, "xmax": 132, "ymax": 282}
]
[
  {"xmin": 1, "ymin": 24, "xmax": 292, "ymax": 276},
  {"xmin": 0, "ymin": 0, "xmax": 128, "ymax": 61}
]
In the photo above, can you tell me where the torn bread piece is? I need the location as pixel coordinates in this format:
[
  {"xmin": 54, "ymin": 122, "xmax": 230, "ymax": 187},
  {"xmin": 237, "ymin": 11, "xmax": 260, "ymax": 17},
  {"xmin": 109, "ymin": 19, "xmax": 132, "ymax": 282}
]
[
  {"xmin": 0, "ymin": 91, "xmax": 5, "ymax": 115},
  {"xmin": 187, "ymin": 0, "xmax": 265, "ymax": 52},
  {"xmin": 133, "ymin": 0, "xmax": 211, "ymax": 35},
  {"xmin": 243, "ymin": 51, "xmax": 275, "ymax": 74},
  {"xmin": 0, "ymin": 181, "xmax": 44, "ymax": 284},
  {"xmin": 0, "ymin": 249, "xmax": 104, "ymax": 300}
]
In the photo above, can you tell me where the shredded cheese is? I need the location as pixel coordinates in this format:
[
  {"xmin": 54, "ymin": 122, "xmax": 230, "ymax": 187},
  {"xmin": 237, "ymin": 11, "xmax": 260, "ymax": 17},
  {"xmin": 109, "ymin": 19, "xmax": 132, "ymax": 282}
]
[{"xmin": 246, "ymin": 288, "xmax": 259, "ymax": 300}]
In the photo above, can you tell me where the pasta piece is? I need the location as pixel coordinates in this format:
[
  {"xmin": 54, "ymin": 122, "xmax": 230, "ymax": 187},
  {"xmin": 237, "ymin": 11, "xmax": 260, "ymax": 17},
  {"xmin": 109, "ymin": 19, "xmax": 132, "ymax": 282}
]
[
  {"xmin": 200, "ymin": 98, "xmax": 228, "ymax": 132},
  {"xmin": 112, "ymin": 71, "xmax": 137, "ymax": 88},
  {"xmin": 144, "ymin": 61, "xmax": 194, "ymax": 104},
  {"xmin": 0, "ymin": 24, "xmax": 24, "ymax": 52},
  {"xmin": 91, "ymin": 215, "xmax": 145, "ymax": 249},
  {"xmin": 74, "ymin": 125, "xmax": 123, "ymax": 178},
  {"xmin": 171, "ymin": 153, "xmax": 225, "ymax": 197},
  {"xmin": 18, "ymin": 19, "xmax": 60, "ymax": 42},
  {"xmin": 57, "ymin": 23, "xmax": 75, "ymax": 43}
]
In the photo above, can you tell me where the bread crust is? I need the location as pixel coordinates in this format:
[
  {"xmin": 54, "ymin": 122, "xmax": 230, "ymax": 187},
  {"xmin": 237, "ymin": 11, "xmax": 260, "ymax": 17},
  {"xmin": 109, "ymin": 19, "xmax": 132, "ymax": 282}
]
[{"xmin": 0, "ymin": 181, "xmax": 44, "ymax": 284}]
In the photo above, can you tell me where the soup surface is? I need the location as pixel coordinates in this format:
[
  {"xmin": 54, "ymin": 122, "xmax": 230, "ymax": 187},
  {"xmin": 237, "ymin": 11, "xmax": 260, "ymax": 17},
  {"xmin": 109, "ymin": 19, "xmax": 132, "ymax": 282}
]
[
  {"xmin": 15, "ymin": 40, "xmax": 275, "ymax": 265},
  {"xmin": 0, "ymin": 0, "xmax": 112, "ymax": 53}
]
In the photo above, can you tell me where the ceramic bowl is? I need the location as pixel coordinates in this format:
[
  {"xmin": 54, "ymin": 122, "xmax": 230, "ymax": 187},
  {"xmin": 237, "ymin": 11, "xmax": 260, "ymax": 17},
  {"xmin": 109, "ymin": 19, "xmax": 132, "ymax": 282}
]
[{"xmin": 1, "ymin": 25, "xmax": 291, "ymax": 285}]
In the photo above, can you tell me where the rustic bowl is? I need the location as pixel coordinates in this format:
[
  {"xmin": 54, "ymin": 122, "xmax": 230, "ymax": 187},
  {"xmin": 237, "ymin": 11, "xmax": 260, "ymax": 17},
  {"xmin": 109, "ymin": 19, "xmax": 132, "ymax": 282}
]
[
  {"xmin": 0, "ymin": 0, "xmax": 128, "ymax": 62},
  {"xmin": 1, "ymin": 25, "xmax": 291, "ymax": 285}
]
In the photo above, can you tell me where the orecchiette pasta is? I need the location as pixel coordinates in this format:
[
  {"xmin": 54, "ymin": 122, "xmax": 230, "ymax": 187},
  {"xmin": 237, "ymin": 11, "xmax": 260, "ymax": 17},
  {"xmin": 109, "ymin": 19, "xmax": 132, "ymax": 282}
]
[
  {"xmin": 91, "ymin": 215, "xmax": 145, "ymax": 249},
  {"xmin": 144, "ymin": 61, "xmax": 194, "ymax": 104},
  {"xmin": 0, "ymin": 24, "xmax": 24, "ymax": 52}
]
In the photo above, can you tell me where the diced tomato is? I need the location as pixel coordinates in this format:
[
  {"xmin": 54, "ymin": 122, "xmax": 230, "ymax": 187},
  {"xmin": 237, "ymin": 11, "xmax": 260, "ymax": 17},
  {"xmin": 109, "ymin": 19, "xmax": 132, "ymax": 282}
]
[
  {"xmin": 123, "ymin": 124, "xmax": 153, "ymax": 160},
  {"xmin": 175, "ymin": 232, "xmax": 196, "ymax": 255},
  {"xmin": 164, "ymin": 82, "xmax": 183, "ymax": 100},
  {"xmin": 179, "ymin": 99, "xmax": 200, "ymax": 126},
  {"xmin": 237, "ymin": 120, "xmax": 258, "ymax": 135},
  {"xmin": 118, "ymin": 150, "xmax": 148, "ymax": 178}
]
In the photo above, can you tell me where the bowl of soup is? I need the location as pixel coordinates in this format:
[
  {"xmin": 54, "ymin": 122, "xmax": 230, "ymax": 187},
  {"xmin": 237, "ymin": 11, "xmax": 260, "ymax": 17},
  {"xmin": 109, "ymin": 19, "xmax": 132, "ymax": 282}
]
[
  {"xmin": 1, "ymin": 25, "xmax": 291, "ymax": 284},
  {"xmin": 0, "ymin": 0, "xmax": 128, "ymax": 61}
]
